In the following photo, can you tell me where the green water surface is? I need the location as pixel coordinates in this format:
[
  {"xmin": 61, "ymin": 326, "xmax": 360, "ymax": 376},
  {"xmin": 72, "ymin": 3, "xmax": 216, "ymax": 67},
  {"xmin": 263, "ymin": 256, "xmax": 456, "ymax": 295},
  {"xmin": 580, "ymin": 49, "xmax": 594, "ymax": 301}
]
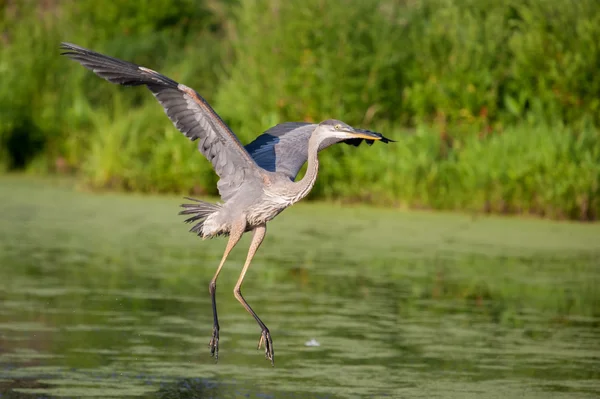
[{"xmin": 0, "ymin": 177, "xmax": 599, "ymax": 398}]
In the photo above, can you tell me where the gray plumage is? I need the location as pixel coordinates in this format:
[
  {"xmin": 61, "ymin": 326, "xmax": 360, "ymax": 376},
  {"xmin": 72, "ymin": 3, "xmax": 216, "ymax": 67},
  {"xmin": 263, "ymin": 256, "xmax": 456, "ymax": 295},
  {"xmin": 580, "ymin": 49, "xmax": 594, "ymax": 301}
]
[
  {"xmin": 245, "ymin": 122, "xmax": 392, "ymax": 180},
  {"xmin": 60, "ymin": 42, "xmax": 394, "ymax": 366}
]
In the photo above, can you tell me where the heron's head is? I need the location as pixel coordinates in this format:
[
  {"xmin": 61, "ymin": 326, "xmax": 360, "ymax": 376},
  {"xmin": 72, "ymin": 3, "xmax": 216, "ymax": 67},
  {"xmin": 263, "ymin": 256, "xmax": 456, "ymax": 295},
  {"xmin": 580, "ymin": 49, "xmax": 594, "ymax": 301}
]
[{"xmin": 315, "ymin": 119, "xmax": 394, "ymax": 147}]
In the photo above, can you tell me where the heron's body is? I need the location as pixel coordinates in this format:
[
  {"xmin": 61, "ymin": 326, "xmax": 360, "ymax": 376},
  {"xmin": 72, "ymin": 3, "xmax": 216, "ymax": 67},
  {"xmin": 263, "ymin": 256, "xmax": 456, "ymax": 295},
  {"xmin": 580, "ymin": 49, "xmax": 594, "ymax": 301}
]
[
  {"xmin": 60, "ymin": 42, "xmax": 393, "ymax": 366},
  {"xmin": 195, "ymin": 136, "xmax": 321, "ymax": 238},
  {"xmin": 199, "ymin": 172, "xmax": 295, "ymax": 238}
]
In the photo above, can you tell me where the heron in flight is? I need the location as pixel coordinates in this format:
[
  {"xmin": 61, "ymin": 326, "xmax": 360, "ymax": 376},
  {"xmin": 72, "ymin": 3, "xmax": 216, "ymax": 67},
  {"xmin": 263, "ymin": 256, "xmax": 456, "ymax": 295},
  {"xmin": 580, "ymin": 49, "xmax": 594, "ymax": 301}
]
[{"xmin": 60, "ymin": 42, "xmax": 393, "ymax": 365}]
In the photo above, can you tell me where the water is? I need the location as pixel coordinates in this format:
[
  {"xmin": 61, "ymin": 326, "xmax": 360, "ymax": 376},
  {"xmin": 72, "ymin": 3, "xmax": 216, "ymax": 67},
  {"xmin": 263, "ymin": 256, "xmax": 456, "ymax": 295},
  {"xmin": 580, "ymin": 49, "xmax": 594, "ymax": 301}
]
[{"xmin": 0, "ymin": 177, "xmax": 599, "ymax": 398}]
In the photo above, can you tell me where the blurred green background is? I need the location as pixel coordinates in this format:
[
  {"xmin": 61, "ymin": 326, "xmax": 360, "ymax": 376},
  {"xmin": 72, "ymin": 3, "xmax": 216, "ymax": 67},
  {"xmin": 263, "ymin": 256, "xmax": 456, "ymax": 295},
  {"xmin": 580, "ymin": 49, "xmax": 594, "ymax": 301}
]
[{"xmin": 1, "ymin": 0, "xmax": 599, "ymax": 220}]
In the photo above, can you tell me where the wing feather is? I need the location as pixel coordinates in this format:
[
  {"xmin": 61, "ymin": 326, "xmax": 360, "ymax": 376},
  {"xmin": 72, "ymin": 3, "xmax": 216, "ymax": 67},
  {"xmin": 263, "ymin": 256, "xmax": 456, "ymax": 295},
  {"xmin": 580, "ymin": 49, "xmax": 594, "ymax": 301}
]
[
  {"xmin": 60, "ymin": 42, "xmax": 259, "ymax": 200},
  {"xmin": 245, "ymin": 122, "xmax": 391, "ymax": 181},
  {"xmin": 245, "ymin": 123, "xmax": 315, "ymax": 180}
]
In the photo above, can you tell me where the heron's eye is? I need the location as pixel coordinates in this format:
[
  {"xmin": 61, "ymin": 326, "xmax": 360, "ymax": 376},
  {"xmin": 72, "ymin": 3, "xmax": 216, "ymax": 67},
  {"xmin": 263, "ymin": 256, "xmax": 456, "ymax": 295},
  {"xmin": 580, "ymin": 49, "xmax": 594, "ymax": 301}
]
[{"xmin": 334, "ymin": 124, "xmax": 342, "ymax": 130}]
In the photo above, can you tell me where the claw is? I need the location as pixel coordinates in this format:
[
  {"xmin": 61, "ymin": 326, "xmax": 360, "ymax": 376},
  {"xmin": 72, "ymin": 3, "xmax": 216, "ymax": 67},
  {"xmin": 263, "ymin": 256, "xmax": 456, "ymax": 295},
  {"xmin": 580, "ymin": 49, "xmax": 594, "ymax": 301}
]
[
  {"xmin": 257, "ymin": 333, "xmax": 264, "ymax": 350},
  {"xmin": 209, "ymin": 325, "xmax": 219, "ymax": 361},
  {"xmin": 257, "ymin": 328, "xmax": 274, "ymax": 366}
]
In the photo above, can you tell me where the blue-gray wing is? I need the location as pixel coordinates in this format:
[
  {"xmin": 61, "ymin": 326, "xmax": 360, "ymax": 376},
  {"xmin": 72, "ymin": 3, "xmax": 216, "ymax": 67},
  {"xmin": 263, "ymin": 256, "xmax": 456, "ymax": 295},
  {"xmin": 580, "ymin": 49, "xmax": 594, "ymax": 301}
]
[
  {"xmin": 60, "ymin": 42, "xmax": 260, "ymax": 201},
  {"xmin": 245, "ymin": 122, "xmax": 388, "ymax": 180},
  {"xmin": 245, "ymin": 122, "xmax": 317, "ymax": 180}
]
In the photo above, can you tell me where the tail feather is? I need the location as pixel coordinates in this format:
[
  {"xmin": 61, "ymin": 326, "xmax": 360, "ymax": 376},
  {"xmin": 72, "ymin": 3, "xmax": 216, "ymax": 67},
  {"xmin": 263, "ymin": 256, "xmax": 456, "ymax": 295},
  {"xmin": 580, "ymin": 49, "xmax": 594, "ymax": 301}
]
[{"xmin": 178, "ymin": 198, "xmax": 220, "ymax": 236}]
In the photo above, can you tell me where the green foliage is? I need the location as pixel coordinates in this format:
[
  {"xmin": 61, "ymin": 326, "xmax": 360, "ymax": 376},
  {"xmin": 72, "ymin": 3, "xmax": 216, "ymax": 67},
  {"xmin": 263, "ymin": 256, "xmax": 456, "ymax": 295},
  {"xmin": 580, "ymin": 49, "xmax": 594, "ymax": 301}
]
[
  {"xmin": 222, "ymin": 0, "xmax": 600, "ymax": 128},
  {"xmin": 0, "ymin": 0, "xmax": 599, "ymax": 220},
  {"xmin": 311, "ymin": 124, "xmax": 600, "ymax": 220},
  {"xmin": 217, "ymin": 0, "xmax": 405, "ymax": 136},
  {"xmin": 80, "ymin": 100, "xmax": 218, "ymax": 193},
  {"xmin": 0, "ymin": 0, "xmax": 229, "ymax": 173}
]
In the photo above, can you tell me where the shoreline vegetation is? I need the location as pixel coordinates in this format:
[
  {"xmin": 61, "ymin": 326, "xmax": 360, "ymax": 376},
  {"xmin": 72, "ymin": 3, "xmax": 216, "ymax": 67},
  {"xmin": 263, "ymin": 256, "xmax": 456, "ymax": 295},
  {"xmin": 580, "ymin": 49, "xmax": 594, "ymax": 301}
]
[{"xmin": 1, "ymin": 0, "xmax": 599, "ymax": 221}]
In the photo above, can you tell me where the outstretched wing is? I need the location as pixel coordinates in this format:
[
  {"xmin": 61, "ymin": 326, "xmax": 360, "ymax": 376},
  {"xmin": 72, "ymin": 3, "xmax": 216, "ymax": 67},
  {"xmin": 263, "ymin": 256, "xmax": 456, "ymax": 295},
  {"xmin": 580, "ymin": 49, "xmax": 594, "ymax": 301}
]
[
  {"xmin": 245, "ymin": 122, "xmax": 392, "ymax": 181},
  {"xmin": 60, "ymin": 42, "xmax": 259, "ymax": 200}
]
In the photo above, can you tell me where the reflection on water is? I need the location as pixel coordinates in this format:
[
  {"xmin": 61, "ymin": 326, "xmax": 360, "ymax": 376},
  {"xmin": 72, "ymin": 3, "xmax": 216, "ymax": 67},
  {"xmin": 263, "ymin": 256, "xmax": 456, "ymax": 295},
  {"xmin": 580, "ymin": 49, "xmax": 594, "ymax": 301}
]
[
  {"xmin": 0, "ymin": 178, "xmax": 599, "ymax": 398},
  {"xmin": 1, "ymin": 264, "xmax": 598, "ymax": 398}
]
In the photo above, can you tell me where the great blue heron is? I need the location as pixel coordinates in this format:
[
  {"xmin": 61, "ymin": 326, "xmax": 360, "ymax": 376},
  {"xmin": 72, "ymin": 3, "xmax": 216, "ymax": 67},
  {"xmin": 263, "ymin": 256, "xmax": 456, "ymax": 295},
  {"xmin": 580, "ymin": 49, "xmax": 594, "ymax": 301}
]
[{"xmin": 60, "ymin": 42, "xmax": 393, "ymax": 365}]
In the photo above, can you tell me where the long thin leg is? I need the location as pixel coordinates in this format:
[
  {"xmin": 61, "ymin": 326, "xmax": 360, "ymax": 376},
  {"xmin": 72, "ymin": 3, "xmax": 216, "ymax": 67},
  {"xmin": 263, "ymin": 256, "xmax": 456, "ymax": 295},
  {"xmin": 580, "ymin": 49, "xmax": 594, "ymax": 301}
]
[
  {"xmin": 208, "ymin": 222, "xmax": 244, "ymax": 360},
  {"xmin": 233, "ymin": 224, "xmax": 274, "ymax": 365}
]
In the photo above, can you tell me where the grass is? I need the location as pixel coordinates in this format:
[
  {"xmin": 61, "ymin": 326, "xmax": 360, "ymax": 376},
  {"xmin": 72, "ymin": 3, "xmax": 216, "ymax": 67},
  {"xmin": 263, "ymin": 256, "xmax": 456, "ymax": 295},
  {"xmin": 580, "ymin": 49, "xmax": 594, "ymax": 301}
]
[
  {"xmin": 1, "ymin": 175, "xmax": 599, "ymax": 321},
  {"xmin": 1, "ymin": 0, "xmax": 599, "ymax": 220}
]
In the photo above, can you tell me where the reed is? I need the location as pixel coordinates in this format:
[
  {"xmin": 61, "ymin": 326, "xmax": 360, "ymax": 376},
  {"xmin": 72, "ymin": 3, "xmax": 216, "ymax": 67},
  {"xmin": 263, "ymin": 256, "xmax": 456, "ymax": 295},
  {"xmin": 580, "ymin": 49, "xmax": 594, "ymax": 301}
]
[{"xmin": 1, "ymin": 0, "xmax": 598, "ymax": 219}]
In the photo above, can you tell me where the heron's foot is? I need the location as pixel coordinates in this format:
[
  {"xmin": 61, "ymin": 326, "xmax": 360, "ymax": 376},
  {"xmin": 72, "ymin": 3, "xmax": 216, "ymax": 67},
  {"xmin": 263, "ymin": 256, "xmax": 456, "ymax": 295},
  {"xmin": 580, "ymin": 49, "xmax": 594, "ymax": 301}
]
[
  {"xmin": 209, "ymin": 325, "xmax": 219, "ymax": 360},
  {"xmin": 257, "ymin": 328, "xmax": 274, "ymax": 366}
]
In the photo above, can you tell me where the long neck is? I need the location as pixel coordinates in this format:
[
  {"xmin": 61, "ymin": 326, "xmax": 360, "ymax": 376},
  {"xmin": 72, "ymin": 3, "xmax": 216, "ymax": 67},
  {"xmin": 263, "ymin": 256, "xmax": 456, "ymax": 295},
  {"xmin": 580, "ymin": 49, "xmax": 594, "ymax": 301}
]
[{"xmin": 291, "ymin": 134, "xmax": 321, "ymax": 202}]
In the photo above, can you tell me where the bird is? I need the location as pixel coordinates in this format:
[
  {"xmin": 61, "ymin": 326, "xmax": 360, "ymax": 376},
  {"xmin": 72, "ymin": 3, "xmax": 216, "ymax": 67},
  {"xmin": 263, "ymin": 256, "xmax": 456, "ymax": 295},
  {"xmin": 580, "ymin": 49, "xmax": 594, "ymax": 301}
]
[{"xmin": 60, "ymin": 42, "xmax": 394, "ymax": 366}]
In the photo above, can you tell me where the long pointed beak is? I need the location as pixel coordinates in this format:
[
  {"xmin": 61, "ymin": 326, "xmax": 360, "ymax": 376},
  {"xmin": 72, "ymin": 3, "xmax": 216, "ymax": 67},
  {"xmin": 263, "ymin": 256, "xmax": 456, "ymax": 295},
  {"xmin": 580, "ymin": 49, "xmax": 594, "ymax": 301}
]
[
  {"xmin": 346, "ymin": 128, "xmax": 395, "ymax": 143},
  {"xmin": 345, "ymin": 130, "xmax": 382, "ymax": 140}
]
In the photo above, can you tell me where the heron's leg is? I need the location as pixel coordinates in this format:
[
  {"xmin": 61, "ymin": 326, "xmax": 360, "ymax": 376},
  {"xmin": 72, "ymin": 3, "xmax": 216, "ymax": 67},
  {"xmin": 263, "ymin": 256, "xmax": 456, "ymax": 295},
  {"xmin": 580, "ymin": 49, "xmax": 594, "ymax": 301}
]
[
  {"xmin": 208, "ymin": 223, "xmax": 244, "ymax": 360},
  {"xmin": 233, "ymin": 224, "xmax": 274, "ymax": 365}
]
